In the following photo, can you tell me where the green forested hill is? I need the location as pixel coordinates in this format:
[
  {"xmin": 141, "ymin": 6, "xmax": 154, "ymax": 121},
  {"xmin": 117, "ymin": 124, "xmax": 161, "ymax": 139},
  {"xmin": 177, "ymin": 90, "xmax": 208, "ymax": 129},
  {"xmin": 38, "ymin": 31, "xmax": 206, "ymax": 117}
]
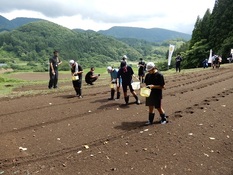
[
  {"xmin": 98, "ymin": 26, "xmax": 191, "ymax": 42},
  {"xmin": 0, "ymin": 20, "xmax": 143, "ymax": 71}
]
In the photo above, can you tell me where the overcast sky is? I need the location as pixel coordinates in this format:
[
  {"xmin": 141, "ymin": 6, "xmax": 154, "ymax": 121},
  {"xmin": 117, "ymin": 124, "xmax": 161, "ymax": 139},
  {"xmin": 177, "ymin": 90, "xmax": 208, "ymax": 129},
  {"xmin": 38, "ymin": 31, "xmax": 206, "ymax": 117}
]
[{"xmin": 0, "ymin": 0, "xmax": 215, "ymax": 34}]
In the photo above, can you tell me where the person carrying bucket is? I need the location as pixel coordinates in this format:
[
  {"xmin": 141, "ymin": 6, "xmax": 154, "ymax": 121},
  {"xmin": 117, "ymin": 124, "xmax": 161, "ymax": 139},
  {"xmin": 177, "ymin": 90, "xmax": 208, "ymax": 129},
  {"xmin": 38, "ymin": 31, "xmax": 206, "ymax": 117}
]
[
  {"xmin": 144, "ymin": 62, "xmax": 168, "ymax": 125},
  {"xmin": 117, "ymin": 61, "xmax": 140, "ymax": 105},
  {"xmin": 107, "ymin": 66, "xmax": 121, "ymax": 100}
]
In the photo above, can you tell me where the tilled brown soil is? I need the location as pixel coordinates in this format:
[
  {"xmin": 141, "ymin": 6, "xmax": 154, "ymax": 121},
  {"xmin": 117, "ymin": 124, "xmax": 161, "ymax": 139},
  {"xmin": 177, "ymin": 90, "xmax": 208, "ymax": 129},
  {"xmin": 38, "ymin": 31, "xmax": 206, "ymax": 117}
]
[{"xmin": 0, "ymin": 65, "xmax": 233, "ymax": 175}]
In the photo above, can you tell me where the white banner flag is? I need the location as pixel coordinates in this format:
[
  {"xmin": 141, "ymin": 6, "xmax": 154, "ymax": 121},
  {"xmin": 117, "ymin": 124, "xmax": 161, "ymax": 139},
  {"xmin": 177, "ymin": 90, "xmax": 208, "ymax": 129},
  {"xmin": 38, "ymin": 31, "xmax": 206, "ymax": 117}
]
[
  {"xmin": 168, "ymin": 44, "xmax": 175, "ymax": 66},
  {"xmin": 208, "ymin": 49, "xmax": 213, "ymax": 63}
]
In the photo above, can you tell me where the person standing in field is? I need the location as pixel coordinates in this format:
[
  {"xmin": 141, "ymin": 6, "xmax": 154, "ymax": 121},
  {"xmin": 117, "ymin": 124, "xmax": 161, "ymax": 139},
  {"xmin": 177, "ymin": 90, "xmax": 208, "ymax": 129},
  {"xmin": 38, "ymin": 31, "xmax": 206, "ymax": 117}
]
[
  {"xmin": 117, "ymin": 61, "xmax": 140, "ymax": 105},
  {"xmin": 144, "ymin": 62, "xmax": 167, "ymax": 125},
  {"xmin": 202, "ymin": 59, "xmax": 208, "ymax": 68},
  {"xmin": 48, "ymin": 50, "xmax": 62, "ymax": 89},
  {"xmin": 175, "ymin": 54, "xmax": 182, "ymax": 72},
  {"xmin": 138, "ymin": 58, "xmax": 146, "ymax": 83},
  {"xmin": 69, "ymin": 60, "xmax": 83, "ymax": 98},
  {"xmin": 107, "ymin": 66, "xmax": 121, "ymax": 100}
]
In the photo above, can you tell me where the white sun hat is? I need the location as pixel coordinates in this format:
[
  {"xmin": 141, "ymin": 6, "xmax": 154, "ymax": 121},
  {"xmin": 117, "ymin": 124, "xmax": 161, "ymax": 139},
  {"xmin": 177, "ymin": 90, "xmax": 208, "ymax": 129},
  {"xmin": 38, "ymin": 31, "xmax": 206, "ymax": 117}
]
[
  {"xmin": 146, "ymin": 62, "xmax": 155, "ymax": 71},
  {"xmin": 122, "ymin": 55, "xmax": 127, "ymax": 59},
  {"xmin": 107, "ymin": 66, "xmax": 112, "ymax": 72},
  {"xmin": 69, "ymin": 60, "xmax": 75, "ymax": 66}
]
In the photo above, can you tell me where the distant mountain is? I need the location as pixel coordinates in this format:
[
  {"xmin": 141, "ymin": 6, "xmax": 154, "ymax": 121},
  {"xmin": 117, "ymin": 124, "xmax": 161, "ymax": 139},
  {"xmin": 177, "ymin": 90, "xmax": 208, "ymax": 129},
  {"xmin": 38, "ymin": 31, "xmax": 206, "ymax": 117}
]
[
  {"xmin": 0, "ymin": 15, "xmax": 43, "ymax": 30},
  {"xmin": 98, "ymin": 26, "xmax": 191, "ymax": 42},
  {"xmin": 0, "ymin": 15, "xmax": 191, "ymax": 43}
]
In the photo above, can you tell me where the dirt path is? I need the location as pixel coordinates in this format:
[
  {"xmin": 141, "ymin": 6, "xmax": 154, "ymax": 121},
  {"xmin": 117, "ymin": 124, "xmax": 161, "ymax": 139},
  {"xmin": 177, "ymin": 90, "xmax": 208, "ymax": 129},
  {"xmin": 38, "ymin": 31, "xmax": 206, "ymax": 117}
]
[{"xmin": 0, "ymin": 65, "xmax": 232, "ymax": 175}]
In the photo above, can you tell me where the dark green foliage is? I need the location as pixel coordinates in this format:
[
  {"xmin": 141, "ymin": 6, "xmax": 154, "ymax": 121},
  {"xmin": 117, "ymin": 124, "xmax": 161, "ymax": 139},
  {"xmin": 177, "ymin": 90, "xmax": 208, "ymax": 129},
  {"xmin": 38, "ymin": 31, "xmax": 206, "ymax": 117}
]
[
  {"xmin": 0, "ymin": 20, "xmax": 142, "ymax": 70},
  {"xmin": 182, "ymin": 0, "xmax": 233, "ymax": 68}
]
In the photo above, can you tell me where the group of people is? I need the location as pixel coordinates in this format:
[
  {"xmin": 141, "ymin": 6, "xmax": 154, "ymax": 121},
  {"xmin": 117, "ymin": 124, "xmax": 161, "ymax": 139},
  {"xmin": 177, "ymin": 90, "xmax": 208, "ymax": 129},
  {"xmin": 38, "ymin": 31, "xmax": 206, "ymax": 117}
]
[
  {"xmin": 48, "ymin": 51, "xmax": 168, "ymax": 125},
  {"xmin": 211, "ymin": 54, "xmax": 222, "ymax": 69}
]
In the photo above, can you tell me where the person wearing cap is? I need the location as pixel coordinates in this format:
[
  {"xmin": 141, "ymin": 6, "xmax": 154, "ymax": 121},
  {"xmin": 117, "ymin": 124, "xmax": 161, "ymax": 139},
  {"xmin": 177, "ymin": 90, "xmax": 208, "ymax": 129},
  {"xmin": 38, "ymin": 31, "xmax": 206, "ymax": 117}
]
[
  {"xmin": 85, "ymin": 67, "xmax": 100, "ymax": 85},
  {"xmin": 48, "ymin": 50, "xmax": 62, "ymax": 89},
  {"xmin": 117, "ymin": 61, "xmax": 140, "ymax": 105},
  {"xmin": 144, "ymin": 62, "xmax": 167, "ymax": 125},
  {"xmin": 138, "ymin": 58, "xmax": 146, "ymax": 83},
  {"xmin": 69, "ymin": 60, "xmax": 83, "ymax": 98},
  {"xmin": 107, "ymin": 66, "xmax": 121, "ymax": 100}
]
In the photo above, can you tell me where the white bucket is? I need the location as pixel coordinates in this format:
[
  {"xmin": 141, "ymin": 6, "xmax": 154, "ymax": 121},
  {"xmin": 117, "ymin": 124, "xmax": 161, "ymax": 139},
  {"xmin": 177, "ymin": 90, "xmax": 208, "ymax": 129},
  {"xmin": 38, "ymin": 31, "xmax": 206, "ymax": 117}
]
[
  {"xmin": 140, "ymin": 87, "xmax": 151, "ymax": 97},
  {"xmin": 131, "ymin": 82, "xmax": 140, "ymax": 90}
]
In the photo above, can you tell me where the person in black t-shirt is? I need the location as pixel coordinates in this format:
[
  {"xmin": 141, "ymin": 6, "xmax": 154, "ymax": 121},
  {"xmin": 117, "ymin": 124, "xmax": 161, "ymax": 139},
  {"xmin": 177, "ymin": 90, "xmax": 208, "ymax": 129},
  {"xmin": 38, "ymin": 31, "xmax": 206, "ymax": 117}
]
[
  {"xmin": 144, "ymin": 62, "xmax": 167, "ymax": 125},
  {"xmin": 48, "ymin": 50, "xmax": 62, "ymax": 89},
  {"xmin": 85, "ymin": 67, "xmax": 99, "ymax": 85},
  {"xmin": 138, "ymin": 58, "xmax": 146, "ymax": 83},
  {"xmin": 175, "ymin": 54, "xmax": 182, "ymax": 72},
  {"xmin": 117, "ymin": 61, "xmax": 140, "ymax": 105}
]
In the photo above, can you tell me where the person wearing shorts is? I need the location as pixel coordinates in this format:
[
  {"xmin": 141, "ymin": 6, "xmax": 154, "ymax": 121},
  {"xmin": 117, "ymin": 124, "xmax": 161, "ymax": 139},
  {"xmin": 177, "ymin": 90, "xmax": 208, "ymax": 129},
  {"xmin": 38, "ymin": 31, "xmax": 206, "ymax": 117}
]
[
  {"xmin": 144, "ymin": 62, "xmax": 167, "ymax": 125},
  {"xmin": 107, "ymin": 66, "xmax": 121, "ymax": 100},
  {"xmin": 117, "ymin": 61, "xmax": 140, "ymax": 105}
]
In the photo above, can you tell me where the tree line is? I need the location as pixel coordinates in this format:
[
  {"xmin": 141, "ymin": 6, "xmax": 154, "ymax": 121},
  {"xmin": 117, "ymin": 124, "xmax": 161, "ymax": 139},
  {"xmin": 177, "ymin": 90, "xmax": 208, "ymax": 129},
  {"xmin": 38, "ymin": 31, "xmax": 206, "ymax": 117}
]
[{"xmin": 176, "ymin": 0, "xmax": 233, "ymax": 68}]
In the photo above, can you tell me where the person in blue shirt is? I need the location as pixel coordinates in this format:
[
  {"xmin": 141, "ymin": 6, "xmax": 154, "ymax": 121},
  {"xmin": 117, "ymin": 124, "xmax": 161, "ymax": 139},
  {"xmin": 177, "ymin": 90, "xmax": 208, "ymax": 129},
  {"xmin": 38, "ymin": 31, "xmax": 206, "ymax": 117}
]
[{"xmin": 107, "ymin": 66, "xmax": 121, "ymax": 100}]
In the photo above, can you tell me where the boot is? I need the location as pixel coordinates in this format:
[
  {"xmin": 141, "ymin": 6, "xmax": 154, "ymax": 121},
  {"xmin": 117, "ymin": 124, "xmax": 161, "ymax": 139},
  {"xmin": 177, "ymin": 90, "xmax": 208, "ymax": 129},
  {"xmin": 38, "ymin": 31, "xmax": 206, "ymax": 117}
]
[
  {"xmin": 145, "ymin": 113, "xmax": 155, "ymax": 125},
  {"xmin": 75, "ymin": 88, "xmax": 79, "ymax": 96},
  {"xmin": 79, "ymin": 88, "xmax": 82, "ymax": 98},
  {"xmin": 134, "ymin": 95, "xmax": 140, "ymax": 104},
  {"xmin": 116, "ymin": 92, "xmax": 120, "ymax": 99},
  {"xmin": 108, "ymin": 89, "xmax": 115, "ymax": 100},
  {"xmin": 160, "ymin": 113, "xmax": 167, "ymax": 124},
  {"xmin": 124, "ymin": 96, "xmax": 129, "ymax": 104}
]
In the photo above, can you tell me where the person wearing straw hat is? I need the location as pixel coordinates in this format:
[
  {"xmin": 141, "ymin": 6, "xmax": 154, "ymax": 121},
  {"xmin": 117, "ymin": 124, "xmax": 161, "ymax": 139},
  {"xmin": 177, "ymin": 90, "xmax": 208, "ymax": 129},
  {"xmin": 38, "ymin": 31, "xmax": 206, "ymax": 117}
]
[
  {"xmin": 144, "ymin": 62, "xmax": 167, "ymax": 125},
  {"xmin": 107, "ymin": 66, "xmax": 121, "ymax": 100},
  {"xmin": 117, "ymin": 61, "xmax": 140, "ymax": 105},
  {"xmin": 69, "ymin": 60, "xmax": 83, "ymax": 98}
]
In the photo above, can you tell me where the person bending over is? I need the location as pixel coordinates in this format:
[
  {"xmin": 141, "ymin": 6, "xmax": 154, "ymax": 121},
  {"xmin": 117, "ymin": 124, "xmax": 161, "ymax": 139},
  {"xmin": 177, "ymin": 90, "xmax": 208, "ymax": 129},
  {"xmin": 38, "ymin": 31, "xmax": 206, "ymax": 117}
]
[{"xmin": 85, "ymin": 67, "xmax": 100, "ymax": 85}]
